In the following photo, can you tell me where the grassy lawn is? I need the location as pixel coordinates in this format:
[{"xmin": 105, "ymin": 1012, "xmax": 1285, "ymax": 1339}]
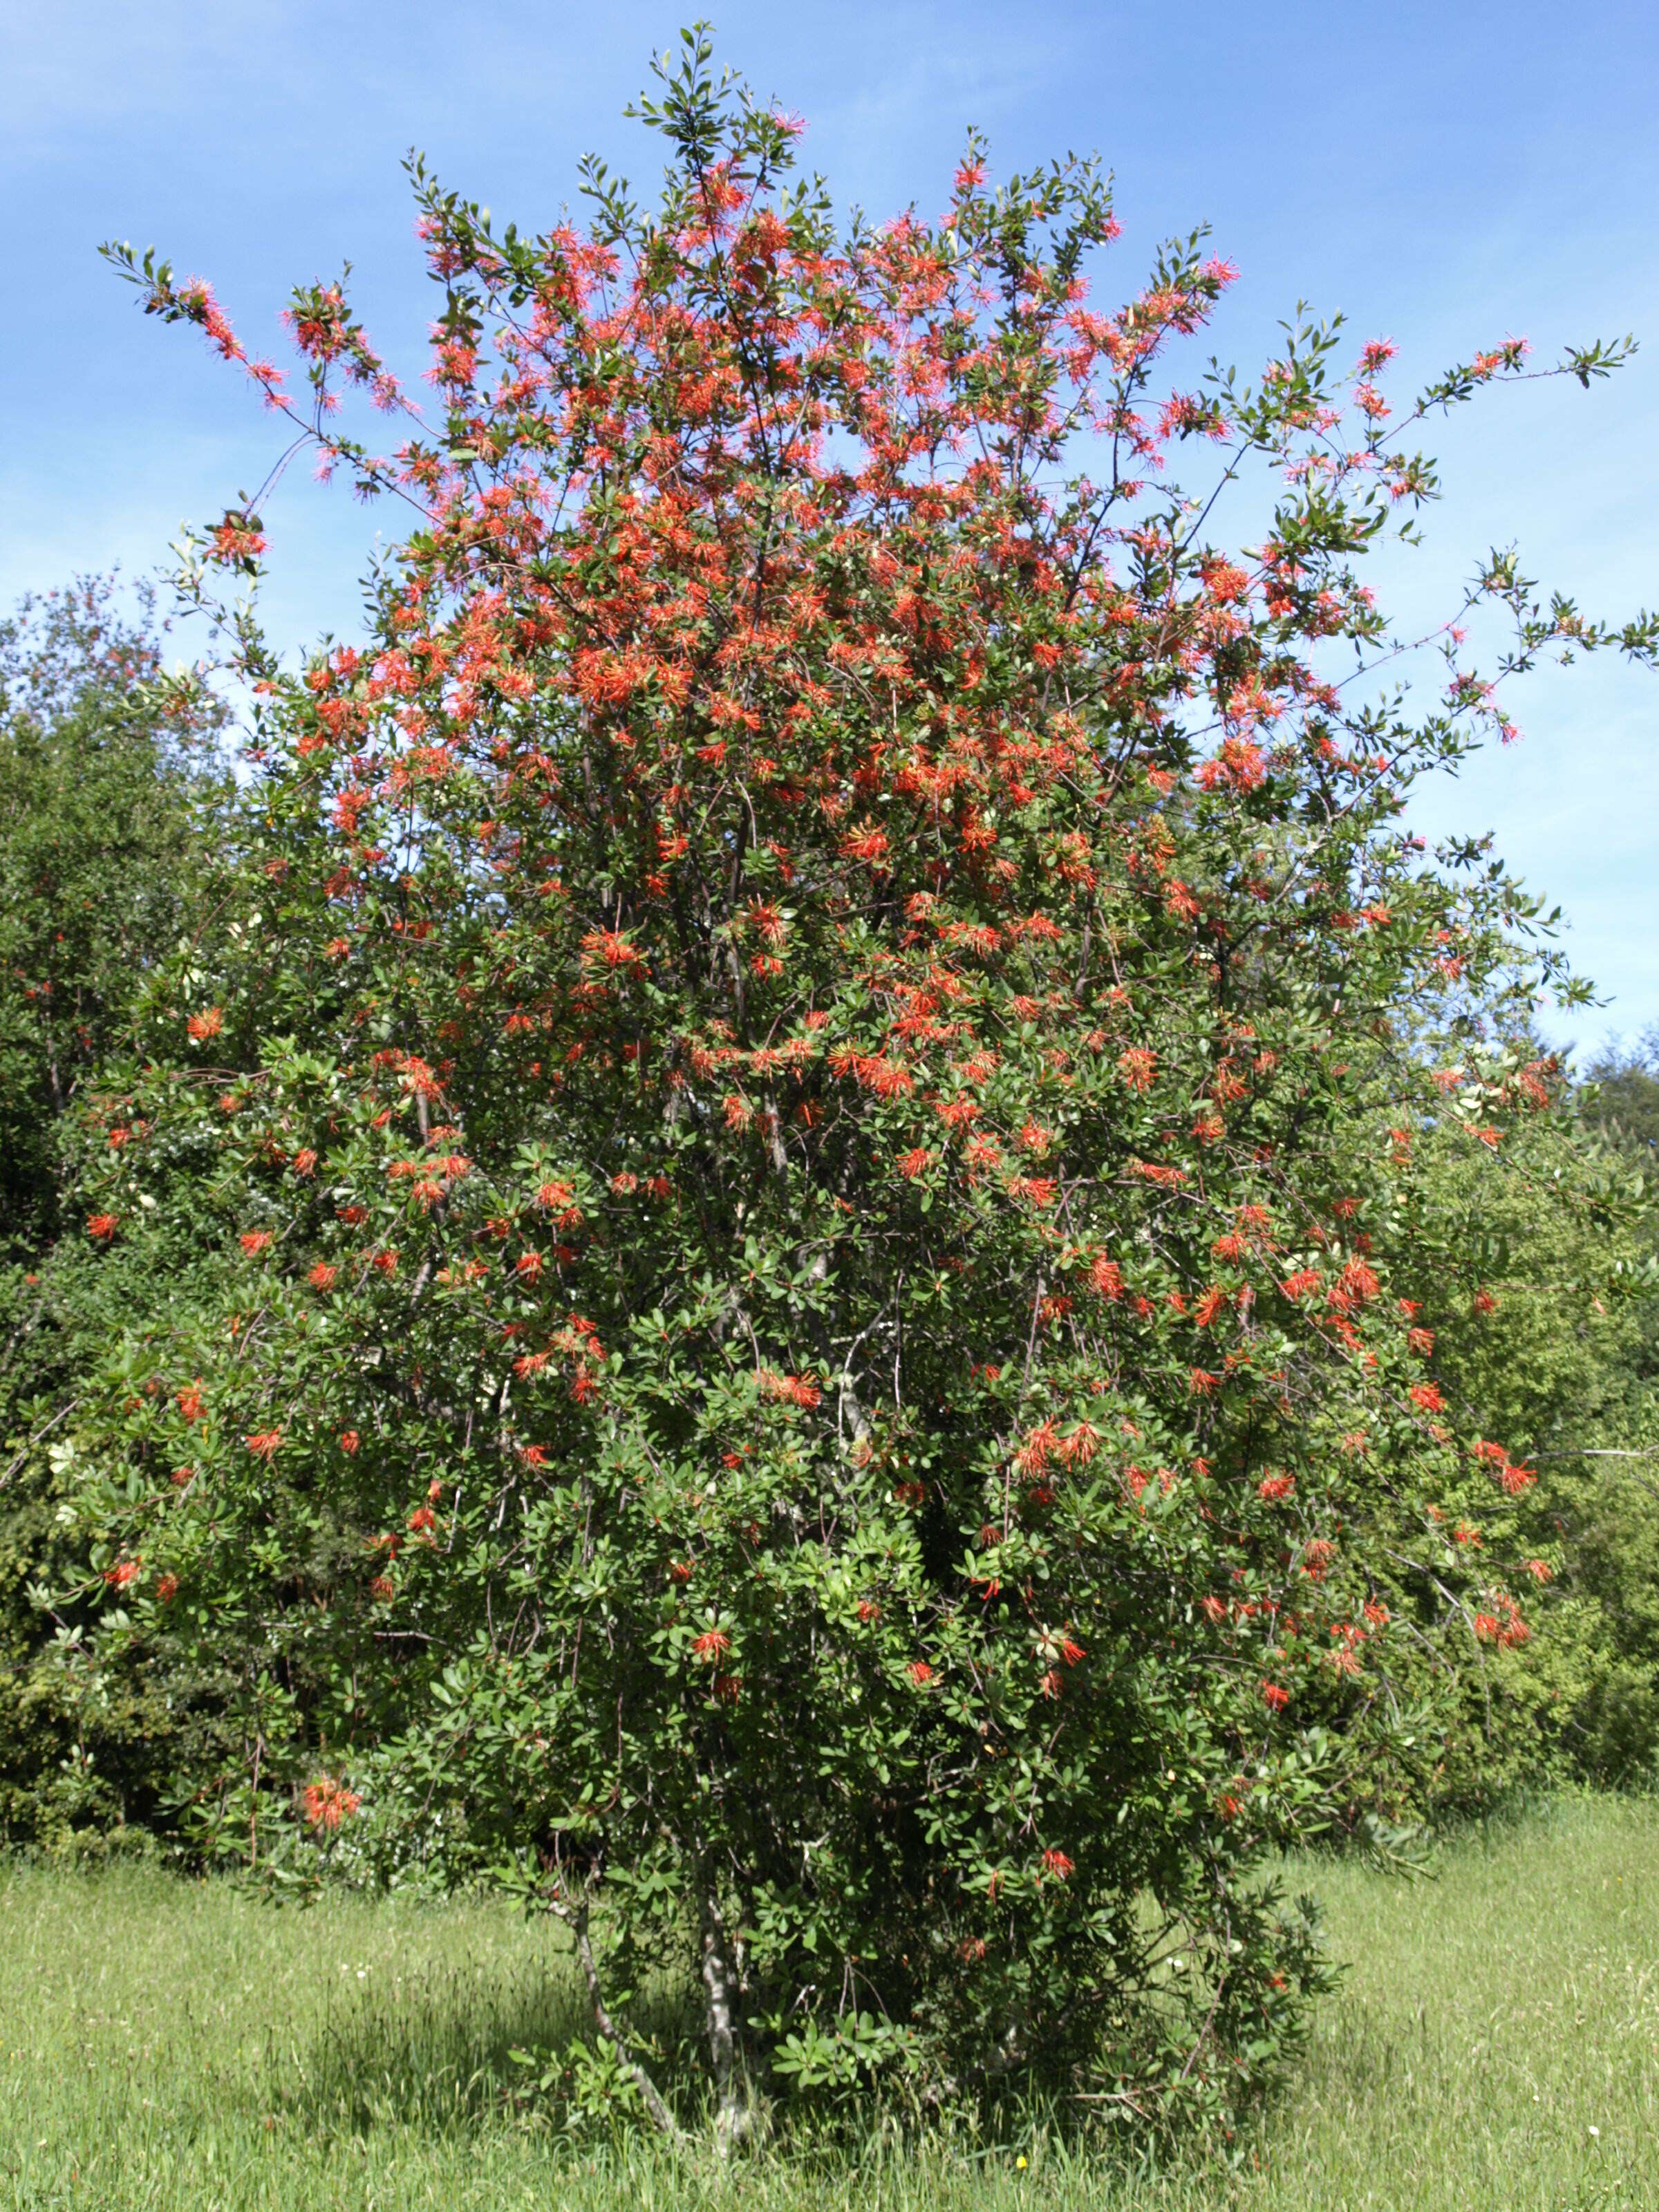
[{"xmin": 0, "ymin": 1794, "xmax": 1655, "ymax": 2210}]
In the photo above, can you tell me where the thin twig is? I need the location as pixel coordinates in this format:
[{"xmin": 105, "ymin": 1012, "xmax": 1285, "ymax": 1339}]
[{"xmin": 547, "ymin": 1895, "xmax": 685, "ymax": 2143}]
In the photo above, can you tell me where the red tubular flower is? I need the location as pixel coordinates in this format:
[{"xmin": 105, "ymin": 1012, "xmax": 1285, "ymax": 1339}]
[{"xmin": 302, "ymin": 1776, "xmax": 361, "ymax": 1830}]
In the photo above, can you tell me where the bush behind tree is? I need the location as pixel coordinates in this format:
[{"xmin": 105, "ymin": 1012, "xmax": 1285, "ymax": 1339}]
[
  {"xmin": 1351, "ymin": 1078, "xmax": 1659, "ymax": 1808},
  {"xmin": 0, "ymin": 579, "xmax": 233, "ymax": 1841}
]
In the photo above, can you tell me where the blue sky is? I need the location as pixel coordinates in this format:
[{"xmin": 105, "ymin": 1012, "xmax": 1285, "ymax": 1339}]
[{"xmin": 6, "ymin": 0, "xmax": 1654, "ymax": 1057}]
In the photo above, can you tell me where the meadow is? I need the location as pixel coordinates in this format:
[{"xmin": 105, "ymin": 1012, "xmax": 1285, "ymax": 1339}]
[{"xmin": 0, "ymin": 1794, "xmax": 1653, "ymax": 2212}]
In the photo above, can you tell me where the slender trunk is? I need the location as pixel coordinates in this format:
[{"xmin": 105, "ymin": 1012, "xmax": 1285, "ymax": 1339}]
[
  {"xmin": 553, "ymin": 1896, "xmax": 684, "ymax": 2143},
  {"xmin": 700, "ymin": 1887, "xmax": 751, "ymax": 2157}
]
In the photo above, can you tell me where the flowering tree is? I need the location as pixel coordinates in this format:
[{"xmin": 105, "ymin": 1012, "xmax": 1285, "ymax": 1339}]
[{"xmin": 78, "ymin": 30, "xmax": 1656, "ymax": 2139}]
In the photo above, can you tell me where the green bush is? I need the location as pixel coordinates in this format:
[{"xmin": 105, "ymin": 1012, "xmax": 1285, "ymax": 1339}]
[{"xmin": 0, "ymin": 579, "xmax": 232, "ymax": 1842}]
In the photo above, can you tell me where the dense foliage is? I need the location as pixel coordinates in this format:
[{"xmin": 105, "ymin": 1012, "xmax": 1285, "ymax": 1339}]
[
  {"xmin": 25, "ymin": 30, "xmax": 1659, "ymax": 2143},
  {"xmin": 1353, "ymin": 1078, "xmax": 1659, "ymax": 1808},
  {"xmin": 0, "ymin": 581, "xmax": 231, "ymax": 1838}
]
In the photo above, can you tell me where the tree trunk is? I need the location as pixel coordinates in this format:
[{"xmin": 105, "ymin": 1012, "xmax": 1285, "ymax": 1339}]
[{"xmin": 700, "ymin": 1886, "xmax": 751, "ymax": 2157}]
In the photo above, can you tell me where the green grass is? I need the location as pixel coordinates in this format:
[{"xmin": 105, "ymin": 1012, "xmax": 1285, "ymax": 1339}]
[{"xmin": 1, "ymin": 1797, "xmax": 1656, "ymax": 2209}]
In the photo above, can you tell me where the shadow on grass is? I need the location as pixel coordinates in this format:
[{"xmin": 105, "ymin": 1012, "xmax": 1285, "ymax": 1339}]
[{"xmin": 268, "ymin": 1944, "xmax": 706, "ymax": 2138}]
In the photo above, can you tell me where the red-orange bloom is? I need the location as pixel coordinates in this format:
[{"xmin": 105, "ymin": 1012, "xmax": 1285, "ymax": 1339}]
[
  {"xmin": 245, "ymin": 1428, "xmax": 283, "ymax": 1461},
  {"xmin": 579, "ymin": 928, "xmax": 647, "ymax": 971},
  {"xmin": 302, "ymin": 1776, "xmax": 361, "ymax": 1830}
]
